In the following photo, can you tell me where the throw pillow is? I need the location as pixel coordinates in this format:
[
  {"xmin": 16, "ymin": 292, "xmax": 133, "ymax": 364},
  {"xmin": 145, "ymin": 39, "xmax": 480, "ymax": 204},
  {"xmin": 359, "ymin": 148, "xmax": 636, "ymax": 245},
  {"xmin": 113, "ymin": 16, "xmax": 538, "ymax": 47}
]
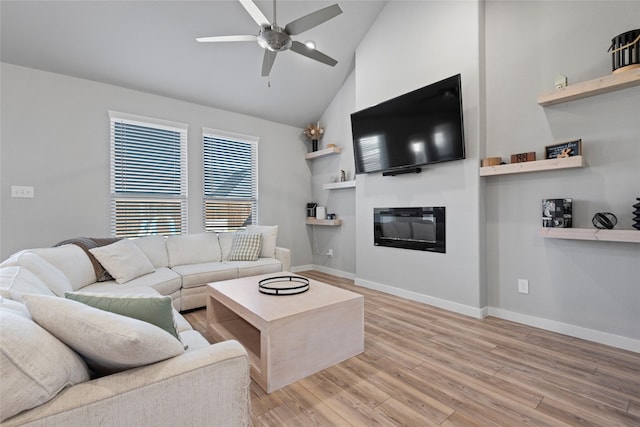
[
  {"xmin": 0, "ymin": 310, "xmax": 90, "ymax": 422},
  {"xmin": 0, "ymin": 251, "xmax": 73, "ymax": 297},
  {"xmin": 89, "ymin": 239, "xmax": 155, "ymax": 284},
  {"xmin": 0, "ymin": 266, "xmax": 55, "ymax": 302},
  {"xmin": 55, "ymin": 237, "xmax": 122, "ymax": 282},
  {"xmin": 246, "ymin": 225, "xmax": 279, "ymax": 258},
  {"xmin": 228, "ymin": 233, "xmax": 262, "ymax": 262},
  {"xmin": 64, "ymin": 291, "xmax": 179, "ymax": 340},
  {"xmin": 22, "ymin": 294, "xmax": 185, "ymax": 376}
]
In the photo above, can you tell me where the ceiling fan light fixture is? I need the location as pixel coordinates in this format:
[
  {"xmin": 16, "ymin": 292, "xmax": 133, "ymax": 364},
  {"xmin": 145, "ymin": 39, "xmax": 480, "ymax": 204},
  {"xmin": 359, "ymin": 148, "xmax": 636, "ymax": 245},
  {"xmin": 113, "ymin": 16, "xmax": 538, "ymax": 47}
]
[{"xmin": 257, "ymin": 27, "xmax": 292, "ymax": 52}]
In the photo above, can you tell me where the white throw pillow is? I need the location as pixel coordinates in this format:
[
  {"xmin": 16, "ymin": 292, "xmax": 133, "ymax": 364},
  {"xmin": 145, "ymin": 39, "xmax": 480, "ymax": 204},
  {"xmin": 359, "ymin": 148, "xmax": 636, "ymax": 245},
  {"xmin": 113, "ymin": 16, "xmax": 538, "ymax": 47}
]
[
  {"xmin": 165, "ymin": 233, "xmax": 221, "ymax": 266},
  {"xmin": 0, "ymin": 266, "xmax": 55, "ymax": 302},
  {"xmin": 0, "ymin": 296, "xmax": 31, "ymax": 318},
  {"xmin": 23, "ymin": 294, "xmax": 185, "ymax": 376},
  {"xmin": 0, "ymin": 310, "xmax": 90, "ymax": 422},
  {"xmin": 0, "ymin": 251, "xmax": 73, "ymax": 296},
  {"xmin": 89, "ymin": 239, "xmax": 155, "ymax": 284},
  {"xmin": 217, "ymin": 232, "xmax": 236, "ymax": 261},
  {"xmin": 246, "ymin": 225, "xmax": 278, "ymax": 258}
]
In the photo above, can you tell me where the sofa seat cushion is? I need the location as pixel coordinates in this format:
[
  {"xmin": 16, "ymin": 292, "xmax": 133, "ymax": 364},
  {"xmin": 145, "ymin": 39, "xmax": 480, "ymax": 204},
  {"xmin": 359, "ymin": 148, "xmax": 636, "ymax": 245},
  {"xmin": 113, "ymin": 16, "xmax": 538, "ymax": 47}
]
[
  {"xmin": 0, "ymin": 309, "xmax": 90, "ymax": 422},
  {"xmin": 23, "ymin": 294, "xmax": 185, "ymax": 377},
  {"xmin": 230, "ymin": 258, "xmax": 283, "ymax": 278},
  {"xmin": 179, "ymin": 330, "xmax": 210, "ymax": 352},
  {"xmin": 80, "ymin": 267, "xmax": 181, "ymax": 297},
  {"xmin": 171, "ymin": 262, "xmax": 238, "ymax": 289}
]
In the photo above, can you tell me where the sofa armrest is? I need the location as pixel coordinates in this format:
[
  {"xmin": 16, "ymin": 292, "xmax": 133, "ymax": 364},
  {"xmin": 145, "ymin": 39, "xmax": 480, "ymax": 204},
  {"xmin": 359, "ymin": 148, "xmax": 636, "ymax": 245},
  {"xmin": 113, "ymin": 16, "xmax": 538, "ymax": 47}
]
[
  {"xmin": 275, "ymin": 246, "xmax": 291, "ymax": 272},
  {"xmin": 2, "ymin": 341, "xmax": 250, "ymax": 427}
]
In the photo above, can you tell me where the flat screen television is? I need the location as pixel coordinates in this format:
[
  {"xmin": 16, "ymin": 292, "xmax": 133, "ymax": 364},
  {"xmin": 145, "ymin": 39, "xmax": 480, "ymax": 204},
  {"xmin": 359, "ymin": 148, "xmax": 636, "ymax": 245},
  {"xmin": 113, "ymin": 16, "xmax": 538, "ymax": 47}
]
[{"xmin": 350, "ymin": 74, "xmax": 465, "ymax": 175}]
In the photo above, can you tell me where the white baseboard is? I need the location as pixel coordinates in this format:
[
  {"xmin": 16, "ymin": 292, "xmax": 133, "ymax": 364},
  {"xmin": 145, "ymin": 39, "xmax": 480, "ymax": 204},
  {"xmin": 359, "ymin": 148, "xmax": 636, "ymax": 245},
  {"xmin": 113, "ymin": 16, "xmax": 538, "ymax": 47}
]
[
  {"xmin": 354, "ymin": 277, "xmax": 486, "ymax": 319},
  {"xmin": 291, "ymin": 265, "xmax": 356, "ymax": 280},
  {"xmin": 488, "ymin": 307, "xmax": 640, "ymax": 353},
  {"xmin": 291, "ymin": 264, "xmax": 314, "ymax": 273}
]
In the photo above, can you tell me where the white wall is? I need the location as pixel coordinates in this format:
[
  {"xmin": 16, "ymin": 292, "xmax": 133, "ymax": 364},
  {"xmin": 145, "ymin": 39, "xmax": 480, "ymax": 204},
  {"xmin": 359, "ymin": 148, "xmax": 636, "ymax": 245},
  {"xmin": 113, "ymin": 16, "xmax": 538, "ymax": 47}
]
[
  {"xmin": 0, "ymin": 63, "xmax": 313, "ymax": 266},
  {"xmin": 307, "ymin": 71, "xmax": 357, "ymax": 275},
  {"xmin": 484, "ymin": 1, "xmax": 640, "ymax": 345},
  {"xmin": 351, "ymin": 1, "xmax": 484, "ymax": 313}
]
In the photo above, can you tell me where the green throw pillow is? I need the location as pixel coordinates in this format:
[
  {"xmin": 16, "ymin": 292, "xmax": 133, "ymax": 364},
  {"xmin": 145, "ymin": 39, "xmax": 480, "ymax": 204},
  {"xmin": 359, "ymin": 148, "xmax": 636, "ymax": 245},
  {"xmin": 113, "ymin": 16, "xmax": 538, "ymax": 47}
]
[
  {"xmin": 228, "ymin": 232, "xmax": 262, "ymax": 261},
  {"xmin": 64, "ymin": 292, "xmax": 179, "ymax": 340}
]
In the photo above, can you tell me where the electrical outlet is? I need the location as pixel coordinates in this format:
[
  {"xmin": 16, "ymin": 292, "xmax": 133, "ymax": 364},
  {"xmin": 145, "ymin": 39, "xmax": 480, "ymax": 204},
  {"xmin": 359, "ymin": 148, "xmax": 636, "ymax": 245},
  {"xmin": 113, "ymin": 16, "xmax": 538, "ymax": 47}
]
[
  {"xmin": 11, "ymin": 185, "xmax": 34, "ymax": 198},
  {"xmin": 326, "ymin": 249, "xmax": 333, "ymax": 257},
  {"xmin": 518, "ymin": 279, "xmax": 529, "ymax": 294}
]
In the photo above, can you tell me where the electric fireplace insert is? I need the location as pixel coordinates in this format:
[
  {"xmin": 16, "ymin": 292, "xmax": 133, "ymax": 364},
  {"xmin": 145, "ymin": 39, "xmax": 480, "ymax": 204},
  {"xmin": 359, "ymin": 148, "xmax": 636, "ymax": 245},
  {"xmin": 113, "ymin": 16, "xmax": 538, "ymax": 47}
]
[{"xmin": 374, "ymin": 207, "xmax": 445, "ymax": 253}]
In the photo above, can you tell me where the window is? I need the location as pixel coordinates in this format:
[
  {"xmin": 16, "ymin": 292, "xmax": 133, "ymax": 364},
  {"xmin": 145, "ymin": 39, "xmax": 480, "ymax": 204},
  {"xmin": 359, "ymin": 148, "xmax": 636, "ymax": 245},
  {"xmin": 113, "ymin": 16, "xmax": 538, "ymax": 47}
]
[
  {"xmin": 109, "ymin": 111, "xmax": 187, "ymax": 237},
  {"xmin": 203, "ymin": 128, "xmax": 258, "ymax": 232}
]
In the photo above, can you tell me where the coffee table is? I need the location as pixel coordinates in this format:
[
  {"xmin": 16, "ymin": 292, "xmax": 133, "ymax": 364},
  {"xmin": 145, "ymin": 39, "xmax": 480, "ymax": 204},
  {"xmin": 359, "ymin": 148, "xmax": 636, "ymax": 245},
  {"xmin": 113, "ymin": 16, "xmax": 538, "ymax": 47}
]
[{"xmin": 206, "ymin": 272, "xmax": 364, "ymax": 393}]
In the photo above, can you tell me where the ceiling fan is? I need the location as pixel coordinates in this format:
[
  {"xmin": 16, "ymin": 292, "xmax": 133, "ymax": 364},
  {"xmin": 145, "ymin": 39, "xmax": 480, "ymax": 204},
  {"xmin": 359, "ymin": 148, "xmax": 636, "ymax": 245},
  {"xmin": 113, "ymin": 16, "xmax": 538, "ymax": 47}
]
[{"xmin": 197, "ymin": 0, "xmax": 342, "ymax": 77}]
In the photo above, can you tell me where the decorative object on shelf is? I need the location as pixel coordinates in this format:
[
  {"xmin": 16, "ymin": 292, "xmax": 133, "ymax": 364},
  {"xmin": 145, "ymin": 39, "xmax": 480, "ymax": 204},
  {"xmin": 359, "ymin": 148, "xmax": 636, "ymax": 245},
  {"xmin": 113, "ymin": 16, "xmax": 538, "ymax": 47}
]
[
  {"xmin": 554, "ymin": 74, "xmax": 568, "ymax": 89},
  {"xmin": 608, "ymin": 29, "xmax": 640, "ymax": 74},
  {"xmin": 542, "ymin": 198, "xmax": 572, "ymax": 228},
  {"xmin": 481, "ymin": 157, "xmax": 502, "ymax": 167},
  {"xmin": 510, "ymin": 152, "xmax": 536, "ymax": 163},
  {"xmin": 303, "ymin": 122, "xmax": 324, "ymax": 152},
  {"xmin": 545, "ymin": 139, "xmax": 582, "ymax": 159},
  {"xmin": 315, "ymin": 206, "xmax": 326, "ymax": 220},
  {"xmin": 258, "ymin": 275, "xmax": 309, "ymax": 296},
  {"xmin": 306, "ymin": 202, "xmax": 317, "ymax": 218},
  {"xmin": 340, "ymin": 170, "xmax": 346, "ymax": 182},
  {"xmin": 592, "ymin": 212, "xmax": 618, "ymax": 229},
  {"xmin": 633, "ymin": 198, "xmax": 640, "ymax": 230},
  {"xmin": 327, "ymin": 213, "xmax": 336, "ymax": 220}
]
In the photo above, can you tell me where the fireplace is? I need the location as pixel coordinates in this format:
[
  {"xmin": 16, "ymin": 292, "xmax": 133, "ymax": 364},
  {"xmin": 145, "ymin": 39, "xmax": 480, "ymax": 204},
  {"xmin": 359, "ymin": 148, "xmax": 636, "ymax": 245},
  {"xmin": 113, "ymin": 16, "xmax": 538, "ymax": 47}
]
[{"xmin": 374, "ymin": 207, "xmax": 445, "ymax": 253}]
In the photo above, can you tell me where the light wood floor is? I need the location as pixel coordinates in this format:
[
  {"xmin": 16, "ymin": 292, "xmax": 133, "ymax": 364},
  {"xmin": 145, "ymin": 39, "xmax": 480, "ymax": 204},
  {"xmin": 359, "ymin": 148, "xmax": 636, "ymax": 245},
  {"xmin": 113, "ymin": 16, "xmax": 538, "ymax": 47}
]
[{"xmin": 184, "ymin": 271, "xmax": 640, "ymax": 426}]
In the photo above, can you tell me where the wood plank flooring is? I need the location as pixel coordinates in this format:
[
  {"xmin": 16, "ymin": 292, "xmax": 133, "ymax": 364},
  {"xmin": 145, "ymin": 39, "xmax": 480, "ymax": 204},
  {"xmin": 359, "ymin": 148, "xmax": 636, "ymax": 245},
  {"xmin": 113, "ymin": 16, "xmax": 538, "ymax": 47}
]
[{"xmin": 184, "ymin": 271, "xmax": 640, "ymax": 426}]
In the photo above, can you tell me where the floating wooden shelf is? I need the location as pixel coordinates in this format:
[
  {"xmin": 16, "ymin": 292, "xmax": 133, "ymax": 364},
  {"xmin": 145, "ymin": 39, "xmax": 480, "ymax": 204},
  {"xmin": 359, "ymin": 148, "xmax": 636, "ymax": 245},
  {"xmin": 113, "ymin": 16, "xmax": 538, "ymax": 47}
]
[
  {"xmin": 537, "ymin": 228, "xmax": 640, "ymax": 243},
  {"xmin": 305, "ymin": 218, "xmax": 342, "ymax": 226},
  {"xmin": 479, "ymin": 155, "xmax": 584, "ymax": 176},
  {"xmin": 537, "ymin": 69, "xmax": 640, "ymax": 106},
  {"xmin": 304, "ymin": 146, "xmax": 341, "ymax": 160},
  {"xmin": 322, "ymin": 181, "xmax": 356, "ymax": 190}
]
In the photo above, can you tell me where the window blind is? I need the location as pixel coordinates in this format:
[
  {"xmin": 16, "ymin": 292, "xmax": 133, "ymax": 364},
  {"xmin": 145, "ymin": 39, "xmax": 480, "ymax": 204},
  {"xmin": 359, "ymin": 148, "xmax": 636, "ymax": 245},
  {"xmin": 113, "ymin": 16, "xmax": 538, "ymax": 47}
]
[
  {"xmin": 109, "ymin": 111, "xmax": 188, "ymax": 237},
  {"xmin": 203, "ymin": 129, "xmax": 258, "ymax": 233}
]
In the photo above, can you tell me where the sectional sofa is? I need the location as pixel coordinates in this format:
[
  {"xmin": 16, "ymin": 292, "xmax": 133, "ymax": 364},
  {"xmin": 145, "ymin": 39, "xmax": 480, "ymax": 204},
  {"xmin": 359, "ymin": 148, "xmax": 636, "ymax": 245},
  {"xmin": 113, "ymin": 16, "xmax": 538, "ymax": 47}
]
[{"xmin": 0, "ymin": 227, "xmax": 290, "ymax": 425}]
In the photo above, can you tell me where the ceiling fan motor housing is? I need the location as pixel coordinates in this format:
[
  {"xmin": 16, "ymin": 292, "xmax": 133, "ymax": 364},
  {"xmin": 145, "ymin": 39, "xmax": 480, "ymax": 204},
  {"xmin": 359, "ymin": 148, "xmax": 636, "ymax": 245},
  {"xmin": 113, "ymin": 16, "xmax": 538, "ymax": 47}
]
[{"xmin": 257, "ymin": 27, "xmax": 292, "ymax": 52}]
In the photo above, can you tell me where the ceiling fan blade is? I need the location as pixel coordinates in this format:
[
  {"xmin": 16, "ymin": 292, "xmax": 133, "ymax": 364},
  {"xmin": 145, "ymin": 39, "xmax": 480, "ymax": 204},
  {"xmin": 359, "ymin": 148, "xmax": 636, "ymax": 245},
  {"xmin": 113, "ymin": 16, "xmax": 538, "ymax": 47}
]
[
  {"xmin": 290, "ymin": 41, "xmax": 337, "ymax": 66},
  {"xmin": 196, "ymin": 35, "xmax": 257, "ymax": 43},
  {"xmin": 262, "ymin": 50, "xmax": 277, "ymax": 76},
  {"xmin": 239, "ymin": 0, "xmax": 270, "ymax": 27},
  {"xmin": 284, "ymin": 4, "xmax": 342, "ymax": 36}
]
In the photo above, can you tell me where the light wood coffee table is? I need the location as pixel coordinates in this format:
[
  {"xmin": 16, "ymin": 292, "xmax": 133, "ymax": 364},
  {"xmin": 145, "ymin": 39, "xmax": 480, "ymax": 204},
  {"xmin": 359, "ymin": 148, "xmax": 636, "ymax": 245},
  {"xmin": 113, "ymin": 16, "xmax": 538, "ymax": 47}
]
[{"xmin": 206, "ymin": 272, "xmax": 364, "ymax": 393}]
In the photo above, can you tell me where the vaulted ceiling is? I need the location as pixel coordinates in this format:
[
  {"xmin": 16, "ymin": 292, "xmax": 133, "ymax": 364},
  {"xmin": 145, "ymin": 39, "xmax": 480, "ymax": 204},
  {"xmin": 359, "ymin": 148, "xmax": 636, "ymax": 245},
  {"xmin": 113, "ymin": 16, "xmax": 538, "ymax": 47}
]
[{"xmin": 1, "ymin": 0, "xmax": 386, "ymax": 128}]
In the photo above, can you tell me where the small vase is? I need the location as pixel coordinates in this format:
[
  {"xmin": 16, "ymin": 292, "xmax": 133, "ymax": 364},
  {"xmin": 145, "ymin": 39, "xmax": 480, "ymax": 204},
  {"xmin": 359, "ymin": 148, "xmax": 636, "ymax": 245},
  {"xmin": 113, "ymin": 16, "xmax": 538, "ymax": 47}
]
[{"xmin": 312, "ymin": 139, "xmax": 318, "ymax": 152}]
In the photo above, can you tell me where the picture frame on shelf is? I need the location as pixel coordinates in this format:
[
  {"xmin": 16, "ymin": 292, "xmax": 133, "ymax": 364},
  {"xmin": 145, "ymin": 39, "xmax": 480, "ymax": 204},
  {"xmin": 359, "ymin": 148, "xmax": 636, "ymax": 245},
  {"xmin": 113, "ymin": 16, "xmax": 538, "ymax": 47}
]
[
  {"xmin": 545, "ymin": 139, "xmax": 582, "ymax": 159},
  {"xmin": 542, "ymin": 198, "xmax": 572, "ymax": 228}
]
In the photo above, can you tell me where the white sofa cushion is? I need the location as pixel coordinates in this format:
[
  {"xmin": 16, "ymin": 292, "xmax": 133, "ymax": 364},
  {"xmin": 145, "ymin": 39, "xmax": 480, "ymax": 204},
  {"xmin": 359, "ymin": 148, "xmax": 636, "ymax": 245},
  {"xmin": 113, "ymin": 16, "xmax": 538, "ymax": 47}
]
[
  {"xmin": 228, "ymin": 233, "xmax": 262, "ymax": 262},
  {"xmin": 166, "ymin": 233, "xmax": 222, "ymax": 266},
  {"xmin": 0, "ymin": 251, "xmax": 73, "ymax": 296},
  {"xmin": 31, "ymin": 245, "xmax": 96, "ymax": 291},
  {"xmin": 246, "ymin": 225, "xmax": 278, "ymax": 258},
  {"xmin": 131, "ymin": 235, "xmax": 169, "ymax": 268},
  {"xmin": 0, "ymin": 296, "xmax": 31, "ymax": 318},
  {"xmin": 218, "ymin": 232, "xmax": 235, "ymax": 261},
  {"xmin": 80, "ymin": 267, "xmax": 181, "ymax": 297},
  {"xmin": 230, "ymin": 258, "xmax": 283, "ymax": 278},
  {"xmin": 0, "ymin": 309, "xmax": 90, "ymax": 422},
  {"xmin": 89, "ymin": 239, "xmax": 155, "ymax": 284},
  {"xmin": 171, "ymin": 262, "xmax": 238, "ymax": 289},
  {"xmin": 0, "ymin": 266, "xmax": 55, "ymax": 302},
  {"xmin": 23, "ymin": 294, "xmax": 185, "ymax": 376}
]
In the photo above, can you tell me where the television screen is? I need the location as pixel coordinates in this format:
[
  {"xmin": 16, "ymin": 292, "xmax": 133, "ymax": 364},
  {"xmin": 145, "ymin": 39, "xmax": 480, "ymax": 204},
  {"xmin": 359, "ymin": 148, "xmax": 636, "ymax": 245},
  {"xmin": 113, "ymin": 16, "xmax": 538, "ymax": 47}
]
[{"xmin": 350, "ymin": 74, "xmax": 465, "ymax": 175}]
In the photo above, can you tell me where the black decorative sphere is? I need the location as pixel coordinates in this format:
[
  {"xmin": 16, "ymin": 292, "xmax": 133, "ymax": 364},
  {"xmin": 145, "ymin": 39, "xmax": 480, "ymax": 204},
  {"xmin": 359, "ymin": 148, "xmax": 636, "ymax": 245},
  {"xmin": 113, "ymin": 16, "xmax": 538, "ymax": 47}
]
[{"xmin": 592, "ymin": 212, "xmax": 617, "ymax": 229}]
